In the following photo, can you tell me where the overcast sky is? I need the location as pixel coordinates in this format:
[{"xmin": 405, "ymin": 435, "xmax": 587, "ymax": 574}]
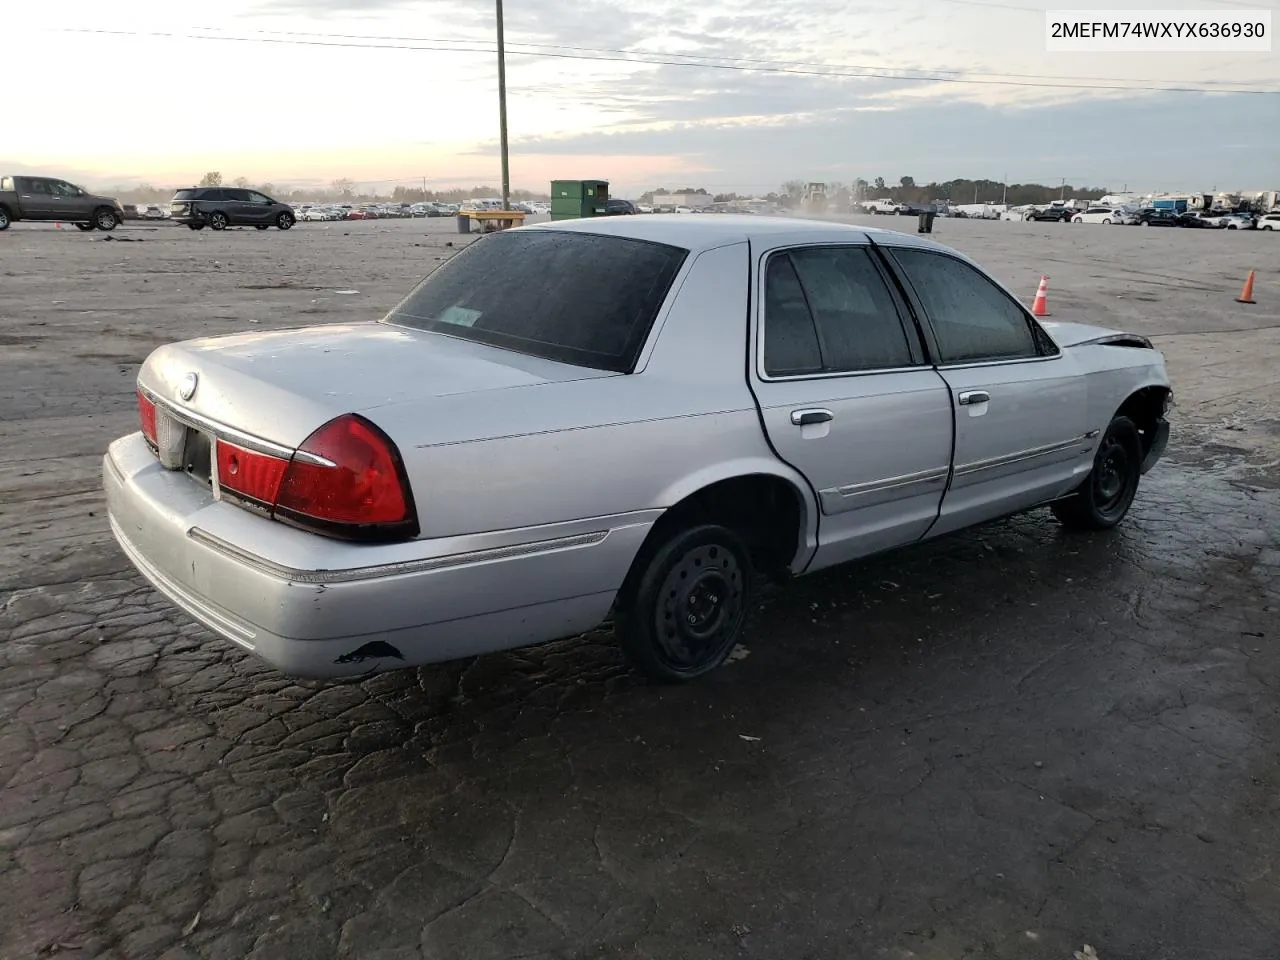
[{"xmin": 7, "ymin": 0, "xmax": 1278, "ymax": 196}]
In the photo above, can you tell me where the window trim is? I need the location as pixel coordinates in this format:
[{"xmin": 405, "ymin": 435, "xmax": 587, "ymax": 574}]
[
  {"xmin": 880, "ymin": 246, "xmax": 1060, "ymax": 369},
  {"xmin": 754, "ymin": 242, "xmax": 929, "ymax": 383}
]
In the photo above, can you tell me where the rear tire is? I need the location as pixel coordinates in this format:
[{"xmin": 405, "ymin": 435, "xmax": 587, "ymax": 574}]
[
  {"xmin": 255, "ymin": 224, "xmax": 269, "ymax": 230},
  {"xmin": 615, "ymin": 524, "xmax": 754, "ymax": 683},
  {"xmin": 1051, "ymin": 416, "xmax": 1143, "ymax": 531},
  {"xmin": 76, "ymin": 222, "xmax": 96, "ymax": 231},
  {"xmin": 188, "ymin": 223, "xmax": 205, "ymax": 231},
  {"xmin": 0, "ymin": 207, "xmax": 10, "ymax": 231},
  {"xmin": 209, "ymin": 211, "xmax": 229, "ymax": 231}
]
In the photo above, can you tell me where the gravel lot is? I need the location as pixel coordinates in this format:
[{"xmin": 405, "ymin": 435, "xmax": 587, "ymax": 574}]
[{"xmin": 2, "ymin": 215, "xmax": 1278, "ymax": 960}]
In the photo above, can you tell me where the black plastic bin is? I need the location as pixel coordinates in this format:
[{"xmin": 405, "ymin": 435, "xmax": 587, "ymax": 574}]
[{"xmin": 917, "ymin": 211, "xmax": 936, "ymax": 233}]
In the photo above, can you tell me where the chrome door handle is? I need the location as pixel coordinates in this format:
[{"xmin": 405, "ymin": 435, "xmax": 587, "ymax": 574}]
[
  {"xmin": 791, "ymin": 408, "xmax": 834, "ymax": 426},
  {"xmin": 958, "ymin": 391, "xmax": 990, "ymax": 406}
]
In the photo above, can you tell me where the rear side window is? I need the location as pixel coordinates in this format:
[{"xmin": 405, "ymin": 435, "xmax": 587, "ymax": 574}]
[
  {"xmin": 383, "ymin": 230, "xmax": 687, "ymax": 373},
  {"xmin": 1, "ymin": 177, "xmax": 12, "ymax": 191},
  {"xmin": 762, "ymin": 246, "xmax": 915, "ymax": 377},
  {"xmin": 173, "ymin": 189, "xmax": 197, "ymax": 200},
  {"xmin": 890, "ymin": 249, "xmax": 1038, "ymax": 364}
]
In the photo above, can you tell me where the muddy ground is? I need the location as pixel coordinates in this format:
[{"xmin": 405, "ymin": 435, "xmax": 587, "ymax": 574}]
[{"xmin": 1, "ymin": 215, "xmax": 1278, "ymax": 960}]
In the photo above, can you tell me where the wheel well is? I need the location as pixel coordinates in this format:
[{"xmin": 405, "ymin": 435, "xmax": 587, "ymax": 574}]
[
  {"xmin": 622, "ymin": 475, "xmax": 806, "ymax": 596},
  {"xmin": 1116, "ymin": 386, "xmax": 1169, "ymax": 456}
]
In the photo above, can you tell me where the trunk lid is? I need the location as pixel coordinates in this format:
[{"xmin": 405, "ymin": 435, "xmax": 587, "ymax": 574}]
[{"xmin": 138, "ymin": 321, "xmax": 617, "ymax": 448}]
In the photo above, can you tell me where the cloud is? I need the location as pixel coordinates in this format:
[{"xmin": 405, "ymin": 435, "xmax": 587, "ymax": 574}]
[{"xmin": 498, "ymin": 92, "xmax": 1279, "ymax": 193}]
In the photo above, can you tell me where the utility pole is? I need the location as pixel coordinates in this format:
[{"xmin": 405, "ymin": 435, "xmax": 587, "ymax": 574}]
[
  {"xmin": 496, "ymin": 0, "xmax": 511, "ymax": 212},
  {"xmin": 1002, "ymin": 172, "xmax": 1007, "ymax": 205},
  {"xmin": 1060, "ymin": 177, "xmax": 1066, "ymax": 202}
]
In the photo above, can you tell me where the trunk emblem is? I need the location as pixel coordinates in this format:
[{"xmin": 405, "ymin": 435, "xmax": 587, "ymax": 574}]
[{"xmin": 179, "ymin": 372, "xmax": 199, "ymax": 401}]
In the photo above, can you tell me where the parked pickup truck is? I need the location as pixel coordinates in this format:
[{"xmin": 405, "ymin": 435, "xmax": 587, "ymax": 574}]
[
  {"xmin": 0, "ymin": 175, "xmax": 124, "ymax": 231},
  {"xmin": 863, "ymin": 199, "xmax": 909, "ymax": 215}
]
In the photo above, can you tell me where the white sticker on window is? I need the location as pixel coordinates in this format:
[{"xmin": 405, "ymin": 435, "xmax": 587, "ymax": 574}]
[{"xmin": 438, "ymin": 305, "xmax": 482, "ymax": 328}]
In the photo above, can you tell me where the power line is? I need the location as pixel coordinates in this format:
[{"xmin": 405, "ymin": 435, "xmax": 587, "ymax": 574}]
[
  {"xmin": 58, "ymin": 27, "xmax": 1280, "ymax": 95},
  {"xmin": 204, "ymin": 26, "xmax": 1274, "ymax": 89}
]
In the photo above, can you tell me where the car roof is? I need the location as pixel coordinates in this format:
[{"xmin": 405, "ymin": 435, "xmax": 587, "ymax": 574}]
[{"xmin": 522, "ymin": 213, "xmax": 942, "ymax": 253}]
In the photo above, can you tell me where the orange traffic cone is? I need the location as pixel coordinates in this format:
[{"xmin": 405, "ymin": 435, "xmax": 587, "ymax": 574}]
[
  {"xmin": 54, "ymin": 221, "xmax": 62, "ymax": 230},
  {"xmin": 1236, "ymin": 270, "xmax": 1256, "ymax": 305},
  {"xmin": 1031, "ymin": 275, "xmax": 1050, "ymax": 316}
]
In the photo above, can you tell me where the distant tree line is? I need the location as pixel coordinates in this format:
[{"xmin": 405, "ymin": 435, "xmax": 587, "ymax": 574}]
[
  {"xmin": 639, "ymin": 178, "xmax": 1109, "ymax": 209},
  {"xmin": 101, "ymin": 173, "xmax": 550, "ymax": 205}
]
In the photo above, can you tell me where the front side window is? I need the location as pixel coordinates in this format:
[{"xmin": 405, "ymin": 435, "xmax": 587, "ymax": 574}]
[
  {"xmin": 762, "ymin": 246, "xmax": 914, "ymax": 377},
  {"xmin": 890, "ymin": 249, "xmax": 1039, "ymax": 364},
  {"xmin": 246, "ymin": 191, "xmax": 272, "ymax": 203},
  {"xmin": 49, "ymin": 181, "xmax": 81, "ymax": 197},
  {"xmin": 384, "ymin": 230, "xmax": 687, "ymax": 373}
]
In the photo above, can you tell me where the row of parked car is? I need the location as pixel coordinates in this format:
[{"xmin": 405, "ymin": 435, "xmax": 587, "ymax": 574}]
[{"xmin": 1053, "ymin": 205, "xmax": 1278, "ymax": 229}]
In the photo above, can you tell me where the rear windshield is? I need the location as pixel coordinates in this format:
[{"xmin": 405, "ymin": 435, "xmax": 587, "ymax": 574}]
[
  {"xmin": 383, "ymin": 230, "xmax": 688, "ymax": 372},
  {"xmin": 173, "ymin": 189, "xmax": 198, "ymax": 200}
]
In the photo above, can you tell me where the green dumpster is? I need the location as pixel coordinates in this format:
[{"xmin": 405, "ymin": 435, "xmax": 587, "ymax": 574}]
[{"xmin": 550, "ymin": 180, "xmax": 608, "ymax": 220}]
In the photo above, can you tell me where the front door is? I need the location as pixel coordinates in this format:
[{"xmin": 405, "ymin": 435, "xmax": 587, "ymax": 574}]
[
  {"xmin": 884, "ymin": 247, "xmax": 1092, "ymax": 537},
  {"xmin": 243, "ymin": 190, "xmax": 276, "ymax": 225},
  {"xmin": 48, "ymin": 180, "xmax": 94, "ymax": 221},
  {"xmin": 750, "ymin": 243, "xmax": 954, "ymax": 571}
]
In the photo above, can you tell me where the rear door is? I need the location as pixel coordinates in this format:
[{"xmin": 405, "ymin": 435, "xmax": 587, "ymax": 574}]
[
  {"xmin": 14, "ymin": 177, "xmax": 55, "ymax": 219},
  {"xmin": 749, "ymin": 241, "xmax": 954, "ymax": 571},
  {"xmin": 883, "ymin": 246, "xmax": 1091, "ymax": 538},
  {"xmin": 222, "ymin": 188, "xmax": 254, "ymax": 224}
]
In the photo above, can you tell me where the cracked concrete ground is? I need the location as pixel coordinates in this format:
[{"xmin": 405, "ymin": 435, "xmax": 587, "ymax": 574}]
[{"xmin": 2, "ymin": 216, "xmax": 1278, "ymax": 960}]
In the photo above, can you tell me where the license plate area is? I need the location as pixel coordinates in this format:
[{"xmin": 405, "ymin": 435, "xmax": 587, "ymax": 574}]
[{"xmin": 182, "ymin": 429, "xmax": 213, "ymax": 488}]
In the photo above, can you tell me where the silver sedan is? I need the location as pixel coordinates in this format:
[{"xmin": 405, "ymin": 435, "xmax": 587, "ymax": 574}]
[{"xmin": 105, "ymin": 216, "xmax": 1172, "ymax": 681}]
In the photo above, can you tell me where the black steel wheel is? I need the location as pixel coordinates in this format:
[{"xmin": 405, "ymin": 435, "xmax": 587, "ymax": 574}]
[
  {"xmin": 615, "ymin": 523, "xmax": 753, "ymax": 682},
  {"xmin": 1052, "ymin": 416, "xmax": 1143, "ymax": 530},
  {"xmin": 208, "ymin": 211, "xmax": 229, "ymax": 231}
]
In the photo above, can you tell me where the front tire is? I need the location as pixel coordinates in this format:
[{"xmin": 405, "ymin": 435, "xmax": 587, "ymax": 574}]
[
  {"xmin": 208, "ymin": 211, "xmax": 229, "ymax": 231},
  {"xmin": 276, "ymin": 212, "xmax": 295, "ymax": 230},
  {"xmin": 93, "ymin": 208, "xmax": 119, "ymax": 231},
  {"xmin": 615, "ymin": 524, "xmax": 753, "ymax": 682},
  {"xmin": 1051, "ymin": 416, "xmax": 1143, "ymax": 531}
]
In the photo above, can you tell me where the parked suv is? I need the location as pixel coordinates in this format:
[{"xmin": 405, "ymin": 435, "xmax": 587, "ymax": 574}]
[{"xmin": 169, "ymin": 187, "xmax": 297, "ymax": 231}]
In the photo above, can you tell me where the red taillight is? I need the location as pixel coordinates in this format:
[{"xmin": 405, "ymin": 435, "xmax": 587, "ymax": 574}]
[
  {"xmin": 275, "ymin": 415, "xmax": 416, "ymax": 536},
  {"xmin": 211, "ymin": 414, "xmax": 416, "ymax": 541},
  {"xmin": 137, "ymin": 390, "xmax": 158, "ymax": 446},
  {"xmin": 216, "ymin": 441, "xmax": 289, "ymax": 507}
]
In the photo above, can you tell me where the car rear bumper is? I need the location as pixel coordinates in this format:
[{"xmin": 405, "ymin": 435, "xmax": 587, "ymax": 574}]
[{"xmin": 104, "ymin": 433, "xmax": 655, "ymax": 678}]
